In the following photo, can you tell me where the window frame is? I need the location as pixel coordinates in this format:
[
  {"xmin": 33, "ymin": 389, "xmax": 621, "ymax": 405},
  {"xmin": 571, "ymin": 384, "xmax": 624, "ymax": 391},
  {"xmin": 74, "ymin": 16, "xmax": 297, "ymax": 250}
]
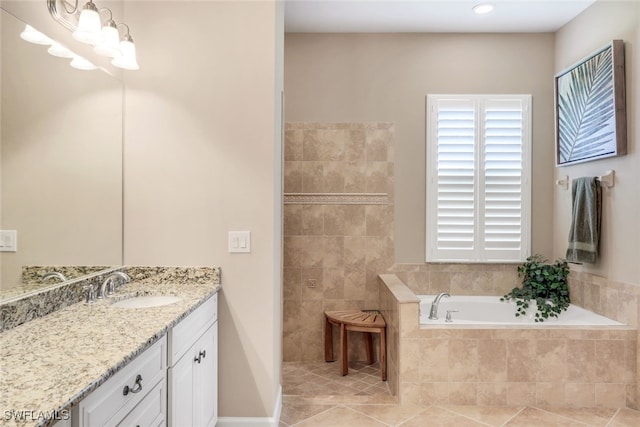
[{"xmin": 425, "ymin": 94, "xmax": 532, "ymax": 263}]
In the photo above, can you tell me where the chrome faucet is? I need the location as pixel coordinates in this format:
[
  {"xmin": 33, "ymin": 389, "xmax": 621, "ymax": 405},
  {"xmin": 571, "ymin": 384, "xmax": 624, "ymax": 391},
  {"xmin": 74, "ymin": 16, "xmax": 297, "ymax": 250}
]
[
  {"xmin": 40, "ymin": 272, "xmax": 68, "ymax": 283},
  {"xmin": 98, "ymin": 271, "xmax": 131, "ymax": 298},
  {"xmin": 428, "ymin": 292, "xmax": 450, "ymax": 320}
]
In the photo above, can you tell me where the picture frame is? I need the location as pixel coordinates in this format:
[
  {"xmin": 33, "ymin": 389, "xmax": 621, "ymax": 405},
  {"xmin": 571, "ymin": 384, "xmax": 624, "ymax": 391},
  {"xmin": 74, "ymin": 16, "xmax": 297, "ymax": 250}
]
[{"xmin": 555, "ymin": 40, "xmax": 627, "ymax": 166}]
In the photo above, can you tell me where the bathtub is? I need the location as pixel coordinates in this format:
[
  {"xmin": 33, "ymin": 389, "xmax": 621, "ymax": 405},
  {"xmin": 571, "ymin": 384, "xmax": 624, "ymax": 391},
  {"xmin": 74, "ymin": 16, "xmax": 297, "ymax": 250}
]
[{"xmin": 419, "ymin": 295, "xmax": 624, "ymax": 326}]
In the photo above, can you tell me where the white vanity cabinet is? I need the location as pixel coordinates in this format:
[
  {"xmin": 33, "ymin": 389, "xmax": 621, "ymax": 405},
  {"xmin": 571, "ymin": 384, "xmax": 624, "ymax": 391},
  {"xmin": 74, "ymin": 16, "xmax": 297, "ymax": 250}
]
[
  {"xmin": 168, "ymin": 293, "xmax": 218, "ymax": 427},
  {"xmin": 73, "ymin": 336, "xmax": 167, "ymax": 427}
]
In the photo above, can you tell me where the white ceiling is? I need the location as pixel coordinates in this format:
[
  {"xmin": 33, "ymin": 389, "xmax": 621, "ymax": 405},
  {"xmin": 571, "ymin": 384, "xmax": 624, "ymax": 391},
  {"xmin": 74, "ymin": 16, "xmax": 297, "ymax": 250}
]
[{"xmin": 284, "ymin": 0, "xmax": 596, "ymax": 33}]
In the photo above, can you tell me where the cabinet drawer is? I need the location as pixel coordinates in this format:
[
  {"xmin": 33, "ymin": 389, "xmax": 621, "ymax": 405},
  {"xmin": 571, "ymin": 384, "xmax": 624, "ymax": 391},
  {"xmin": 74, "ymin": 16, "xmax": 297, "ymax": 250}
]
[
  {"xmin": 76, "ymin": 336, "xmax": 167, "ymax": 427},
  {"xmin": 116, "ymin": 380, "xmax": 165, "ymax": 427},
  {"xmin": 168, "ymin": 293, "xmax": 217, "ymax": 365}
]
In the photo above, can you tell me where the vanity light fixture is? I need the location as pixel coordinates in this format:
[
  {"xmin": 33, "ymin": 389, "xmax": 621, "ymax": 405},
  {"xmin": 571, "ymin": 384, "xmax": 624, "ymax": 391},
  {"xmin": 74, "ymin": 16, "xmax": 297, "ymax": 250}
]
[
  {"xmin": 111, "ymin": 24, "xmax": 139, "ymax": 70},
  {"xmin": 473, "ymin": 3, "xmax": 495, "ymax": 14},
  {"xmin": 93, "ymin": 9, "xmax": 121, "ymax": 58},
  {"xmin": 72, "ymin": 0, "xmax": 102, "ymax": 44},
  {"xmin": 47, "ymin": 0, "xmax": 139, "ymax": 70}
]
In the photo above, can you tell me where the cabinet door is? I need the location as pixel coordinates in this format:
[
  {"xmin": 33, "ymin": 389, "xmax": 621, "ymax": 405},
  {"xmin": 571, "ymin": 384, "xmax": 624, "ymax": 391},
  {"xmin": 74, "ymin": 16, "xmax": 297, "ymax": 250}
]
[
  {"xmin": 168, "ymin": 351, "xmax": 194, "ymax": 427},
  {"xmin": 195, "ymin": 322, "xmax": 217, "ymax": 427}
]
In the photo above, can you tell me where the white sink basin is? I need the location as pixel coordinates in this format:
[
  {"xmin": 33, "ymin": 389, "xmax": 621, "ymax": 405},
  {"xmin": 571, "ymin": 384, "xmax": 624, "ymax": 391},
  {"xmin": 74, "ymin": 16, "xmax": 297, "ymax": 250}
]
[{"xmin": 112, "ymin": 295, "xmax": 182, "ymax": 309}]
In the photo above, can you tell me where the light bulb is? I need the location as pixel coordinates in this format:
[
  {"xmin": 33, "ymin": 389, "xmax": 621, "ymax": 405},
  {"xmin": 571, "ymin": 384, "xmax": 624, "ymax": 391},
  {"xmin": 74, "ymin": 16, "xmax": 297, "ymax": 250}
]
[
  {"xmin": 73, "ymin": 1, "xmax": 102, "ymax": 45},
  {"xmin": 94, "ymin": 20, "xmax": 121, "ymax": 57},
  {"xmin": 111, "ymin": 36, "xmax": 139, "ymax": 70}
]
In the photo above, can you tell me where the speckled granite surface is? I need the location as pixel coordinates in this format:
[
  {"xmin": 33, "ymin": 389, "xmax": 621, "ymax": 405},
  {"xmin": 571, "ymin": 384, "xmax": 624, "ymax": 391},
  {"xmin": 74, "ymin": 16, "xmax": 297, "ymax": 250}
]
[
  {"xmin": 20, "ymin": 266, "xmax": 114, "ymax": 285},
  {"xmin": 0, "ymin": 267, "xmax": 220, "ymax": 427},
  {"xmin": 0, "ymin": 266, "xmax": 220, "ymax": 333},
  {"xmin": 0, "ymin": 267, "xmax": 124, "ymax": 332}
]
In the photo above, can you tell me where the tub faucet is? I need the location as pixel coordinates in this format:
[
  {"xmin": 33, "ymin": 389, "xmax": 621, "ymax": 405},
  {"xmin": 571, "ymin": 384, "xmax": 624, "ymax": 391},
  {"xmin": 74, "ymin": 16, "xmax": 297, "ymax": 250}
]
[
  {"xmin": 98, "ymin": 271, "xmax": 131, "ymax": 298},
  {"xmin": 40, "ymin": 272, "xmax": 68, "ymax": 283},
  {"xmin": 428, "ymin": 292, "xmax": 450, "ymax": 320}
]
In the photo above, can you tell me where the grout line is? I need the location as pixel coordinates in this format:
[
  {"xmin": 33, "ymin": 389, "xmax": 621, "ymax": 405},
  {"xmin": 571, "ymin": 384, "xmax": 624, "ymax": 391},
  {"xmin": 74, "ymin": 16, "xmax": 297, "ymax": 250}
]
[
  {"xmin": 500, "ymin": 406, "xmax": 526, "ymax": 426},
  {"xmin": 393, "ymin": 407, "xmax": 430, "ymax": 427},
  {"xmin": 437, "ymin": 406, "xmax": 495, "ymax": 427},
  {"xmin": 531, "ymin": 407, "xmax": 593, "ymax": 426},
  {"xmin": 287, "ymin": 404, "xmax": 341, "ymax": 427},
  {"xmin": 345, "ymin": 405, "xmax": 396, "ymax": 426},
  {"xmin": 604, "ymin": 408, "xmax": 622, "ymax": 427}
]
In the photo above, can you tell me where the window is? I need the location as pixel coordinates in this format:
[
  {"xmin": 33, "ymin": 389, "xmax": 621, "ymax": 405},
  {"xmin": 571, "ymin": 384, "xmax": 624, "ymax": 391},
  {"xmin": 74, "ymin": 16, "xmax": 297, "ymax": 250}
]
[{"xmin": 426, "ymin": 94, "xmax": 531, "ymax": 263}]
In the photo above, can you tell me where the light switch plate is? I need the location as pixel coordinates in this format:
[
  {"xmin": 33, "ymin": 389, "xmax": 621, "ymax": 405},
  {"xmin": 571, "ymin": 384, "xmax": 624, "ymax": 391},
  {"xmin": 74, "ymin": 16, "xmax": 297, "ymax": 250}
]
[
  {"xmin": 0, "ymin": 230, "xmax": 17, "ymax": 252},
  {"xmin": 228, "ymin": 231, "xmax": 251, "ymax": 253}
]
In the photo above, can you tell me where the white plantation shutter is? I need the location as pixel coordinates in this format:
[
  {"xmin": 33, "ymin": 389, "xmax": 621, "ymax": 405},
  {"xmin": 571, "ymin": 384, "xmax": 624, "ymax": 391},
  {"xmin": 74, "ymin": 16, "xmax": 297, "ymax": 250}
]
[{"xmin": 426, "ymin": 95, "xmax": 531, "ymax": 262}]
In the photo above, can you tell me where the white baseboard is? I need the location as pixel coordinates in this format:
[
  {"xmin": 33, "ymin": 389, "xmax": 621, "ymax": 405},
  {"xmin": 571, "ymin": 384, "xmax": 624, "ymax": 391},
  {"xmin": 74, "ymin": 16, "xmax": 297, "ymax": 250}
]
[{"xmin": 217, "ymin": 385, "xmax": 282, "ymax": 427}]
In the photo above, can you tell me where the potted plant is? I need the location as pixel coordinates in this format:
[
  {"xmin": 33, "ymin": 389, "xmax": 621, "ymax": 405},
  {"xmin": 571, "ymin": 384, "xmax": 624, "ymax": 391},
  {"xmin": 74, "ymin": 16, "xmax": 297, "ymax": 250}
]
[{"xmin": 501, "ymin": 255, "xmax": 570, "ymax": 322}]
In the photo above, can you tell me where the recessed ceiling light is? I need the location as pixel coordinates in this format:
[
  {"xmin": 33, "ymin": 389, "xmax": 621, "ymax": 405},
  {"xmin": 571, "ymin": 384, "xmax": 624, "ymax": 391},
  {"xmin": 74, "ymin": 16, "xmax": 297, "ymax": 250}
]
[{"xmin": 473, "ymin": 3, "xmax": 494, "ymax": 14}]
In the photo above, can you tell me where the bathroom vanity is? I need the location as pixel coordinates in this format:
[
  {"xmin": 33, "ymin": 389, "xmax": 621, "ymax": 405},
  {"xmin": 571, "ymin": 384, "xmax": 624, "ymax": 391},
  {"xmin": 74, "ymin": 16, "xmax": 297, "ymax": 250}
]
[{"xmin": 0, "ymin": 267, "xmax": 220, "ymax": 427}]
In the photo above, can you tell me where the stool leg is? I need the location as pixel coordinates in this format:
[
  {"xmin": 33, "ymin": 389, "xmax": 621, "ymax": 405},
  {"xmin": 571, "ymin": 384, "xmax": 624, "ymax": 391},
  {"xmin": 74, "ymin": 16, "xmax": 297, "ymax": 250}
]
[
  {"xmin": 380, "ymin": 328, "xmax": 387, "ymax": 381},
  {"xmin": 364, "ymin": 332, "xmax": 374, "ymax": 365},
  {"xmin": 340, "ymin": 324, "xmax": 348, "ymax": 376},
  {"xmin": 324, "ymin": 316, "xmax": 334, "ymax": 362}
]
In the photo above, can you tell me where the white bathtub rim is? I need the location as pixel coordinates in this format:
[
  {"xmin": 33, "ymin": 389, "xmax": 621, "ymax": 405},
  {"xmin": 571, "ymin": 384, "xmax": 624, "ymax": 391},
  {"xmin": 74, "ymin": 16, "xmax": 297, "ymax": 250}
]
[{"xmin": 418, "ymin": 294, "xmax": 626, "ymax": 327}]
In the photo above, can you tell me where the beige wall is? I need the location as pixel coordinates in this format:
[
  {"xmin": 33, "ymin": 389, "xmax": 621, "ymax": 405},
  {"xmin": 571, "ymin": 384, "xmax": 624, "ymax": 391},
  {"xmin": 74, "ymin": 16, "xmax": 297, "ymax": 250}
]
[
  {"xmin": 122, "ymin": 0, "xmax": 283, "ymax": 419},
  {"xmin": 285, "ymin": 32, "xmax": 556, "ymax": 263},
  {"xmin": 553, "ymin": 0, "xmax": 640, "ymax": 287}
]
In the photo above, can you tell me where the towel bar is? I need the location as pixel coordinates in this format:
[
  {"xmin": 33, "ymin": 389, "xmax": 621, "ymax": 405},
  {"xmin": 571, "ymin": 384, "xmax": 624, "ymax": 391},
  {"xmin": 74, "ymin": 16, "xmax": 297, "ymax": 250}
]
[
  {"xmin": 556, "ymin": 170, "xmax": 615, "ymax": 189},
  {"xmin": 596, "ymin": 170, "xmax": 615, "ymax": 188},
  {"xmin": 556, "ymin": 176, "xmax": 569, "ymax": 190}
]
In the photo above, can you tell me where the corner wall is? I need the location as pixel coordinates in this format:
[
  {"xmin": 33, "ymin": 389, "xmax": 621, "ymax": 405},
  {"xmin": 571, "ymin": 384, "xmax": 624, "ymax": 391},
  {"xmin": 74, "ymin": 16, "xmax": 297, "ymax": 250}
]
[
  {"xmin": 122, "ymin": 1, "xmax": 282, "ymax": 419},
  {"xmin": 554, "ymin": 0, "xmax": 640, "ymax": 409},
  {"xmin": 553, "ymin": 0, "xmax": 640, "ymax": 294}
]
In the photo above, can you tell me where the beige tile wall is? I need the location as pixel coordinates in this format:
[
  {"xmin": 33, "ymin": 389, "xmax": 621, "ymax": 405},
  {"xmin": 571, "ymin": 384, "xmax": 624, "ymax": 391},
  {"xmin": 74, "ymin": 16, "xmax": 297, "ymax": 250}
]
[
  {"xmin": 388, "ymin": 263, "xmax": 520, "ymax": 297},
  {"xmin": 379, "ymin": 274, "xmax": 639, "ymax": 409},
  {"xmin": 567, "ymin": 270, "xmax": 640, "ymax": 410},
  {"xmin": 568, "ymin": 270, "xmax": 640, "ymax": 329},
  {"xmin": 283, "ymin": 122, "xmax": 395, "ymax": 361}
]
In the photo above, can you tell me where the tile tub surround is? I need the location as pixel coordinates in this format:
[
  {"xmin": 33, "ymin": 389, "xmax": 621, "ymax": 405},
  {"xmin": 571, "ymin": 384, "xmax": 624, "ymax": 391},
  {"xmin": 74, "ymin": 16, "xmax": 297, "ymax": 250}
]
[
  {"xmin": 0, "ymin": 266, "xmax": 220, "ymax": 333},
  {"xmin": 387, "ymin": 263, "xmax": 521, "ymax": 297},
  {"xmin": 0, "ymin": 267, "xmax": 220, "ymax": 427},
  {"xmin": 283, "ymin": 122, "xmax": 395, "ymax": 362},
  {"xmin": 378, "ymin": 274, "xmax": 639, "ymax": 409}
]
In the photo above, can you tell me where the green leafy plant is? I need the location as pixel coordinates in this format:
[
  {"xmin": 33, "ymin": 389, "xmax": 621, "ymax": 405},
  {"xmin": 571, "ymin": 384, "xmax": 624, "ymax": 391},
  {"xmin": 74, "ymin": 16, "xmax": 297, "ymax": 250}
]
[{"xmin": 501, "ymin": 255, "xmax": 570, "ymax": 322}]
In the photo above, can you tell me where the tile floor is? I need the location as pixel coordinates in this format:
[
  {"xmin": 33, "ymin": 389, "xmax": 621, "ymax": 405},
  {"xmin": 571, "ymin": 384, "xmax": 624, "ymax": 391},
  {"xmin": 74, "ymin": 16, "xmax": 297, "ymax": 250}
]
[{"xmin": 280, "ymin": 361, "xmax": 640, "ymax": 426}]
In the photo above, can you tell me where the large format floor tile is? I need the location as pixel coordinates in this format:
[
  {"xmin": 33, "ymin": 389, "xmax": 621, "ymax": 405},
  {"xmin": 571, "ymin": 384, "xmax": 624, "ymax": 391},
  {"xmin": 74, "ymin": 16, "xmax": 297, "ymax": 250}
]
[{"xmin": 281, "ymin": 361, "xmax": 640, "ymax": 426}]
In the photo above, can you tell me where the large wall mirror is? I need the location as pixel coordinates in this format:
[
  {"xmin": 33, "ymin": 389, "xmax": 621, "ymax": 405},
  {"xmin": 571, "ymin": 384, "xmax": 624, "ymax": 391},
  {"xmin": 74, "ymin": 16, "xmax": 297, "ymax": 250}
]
[{"xmin": 0, "ymin": 8, "xmax": 123, "ymax": 299}]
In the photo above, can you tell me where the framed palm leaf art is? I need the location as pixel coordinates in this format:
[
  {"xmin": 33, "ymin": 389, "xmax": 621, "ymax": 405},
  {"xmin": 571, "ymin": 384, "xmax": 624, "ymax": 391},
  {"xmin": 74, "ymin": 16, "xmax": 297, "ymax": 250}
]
[{"xmin": 555, "ymin": 40, "xmax": 627, "ymax": 166}]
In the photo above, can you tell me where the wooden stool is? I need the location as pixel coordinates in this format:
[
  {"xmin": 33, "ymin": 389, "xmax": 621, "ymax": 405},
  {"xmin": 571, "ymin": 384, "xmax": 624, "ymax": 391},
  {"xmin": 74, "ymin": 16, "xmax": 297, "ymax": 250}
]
[{"xmin": 324, "ymin": 310, "xmax": 387, "ymax": 381}]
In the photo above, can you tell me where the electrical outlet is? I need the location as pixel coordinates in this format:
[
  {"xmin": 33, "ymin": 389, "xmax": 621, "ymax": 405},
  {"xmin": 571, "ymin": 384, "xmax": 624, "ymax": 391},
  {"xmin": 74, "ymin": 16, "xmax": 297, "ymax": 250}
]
[{"xmin": 307, "ymin": 279, "xmax": 317, "ymax": 288}]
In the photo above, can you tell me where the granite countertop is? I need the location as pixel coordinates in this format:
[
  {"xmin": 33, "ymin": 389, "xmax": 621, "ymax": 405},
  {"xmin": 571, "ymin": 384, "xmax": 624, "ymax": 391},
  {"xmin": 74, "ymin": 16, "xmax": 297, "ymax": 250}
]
[{"xmin": 0, "ymin": 268, "xmax": 220, "ymax": 427}]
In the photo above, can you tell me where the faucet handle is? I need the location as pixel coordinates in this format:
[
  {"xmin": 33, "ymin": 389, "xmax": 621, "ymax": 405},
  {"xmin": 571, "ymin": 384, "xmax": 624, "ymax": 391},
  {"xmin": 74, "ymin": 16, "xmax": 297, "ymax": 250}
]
[
  {"xmin": 445, "ymin": 310, "xmax": 459, "ymax": 323},
  {"xmin": 83, "ymin": 285, "xmax": 96, "ymax": 303},
  {"xmin": 106, "ymin": 278, "xmax": 116, "ymax": 297}
]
